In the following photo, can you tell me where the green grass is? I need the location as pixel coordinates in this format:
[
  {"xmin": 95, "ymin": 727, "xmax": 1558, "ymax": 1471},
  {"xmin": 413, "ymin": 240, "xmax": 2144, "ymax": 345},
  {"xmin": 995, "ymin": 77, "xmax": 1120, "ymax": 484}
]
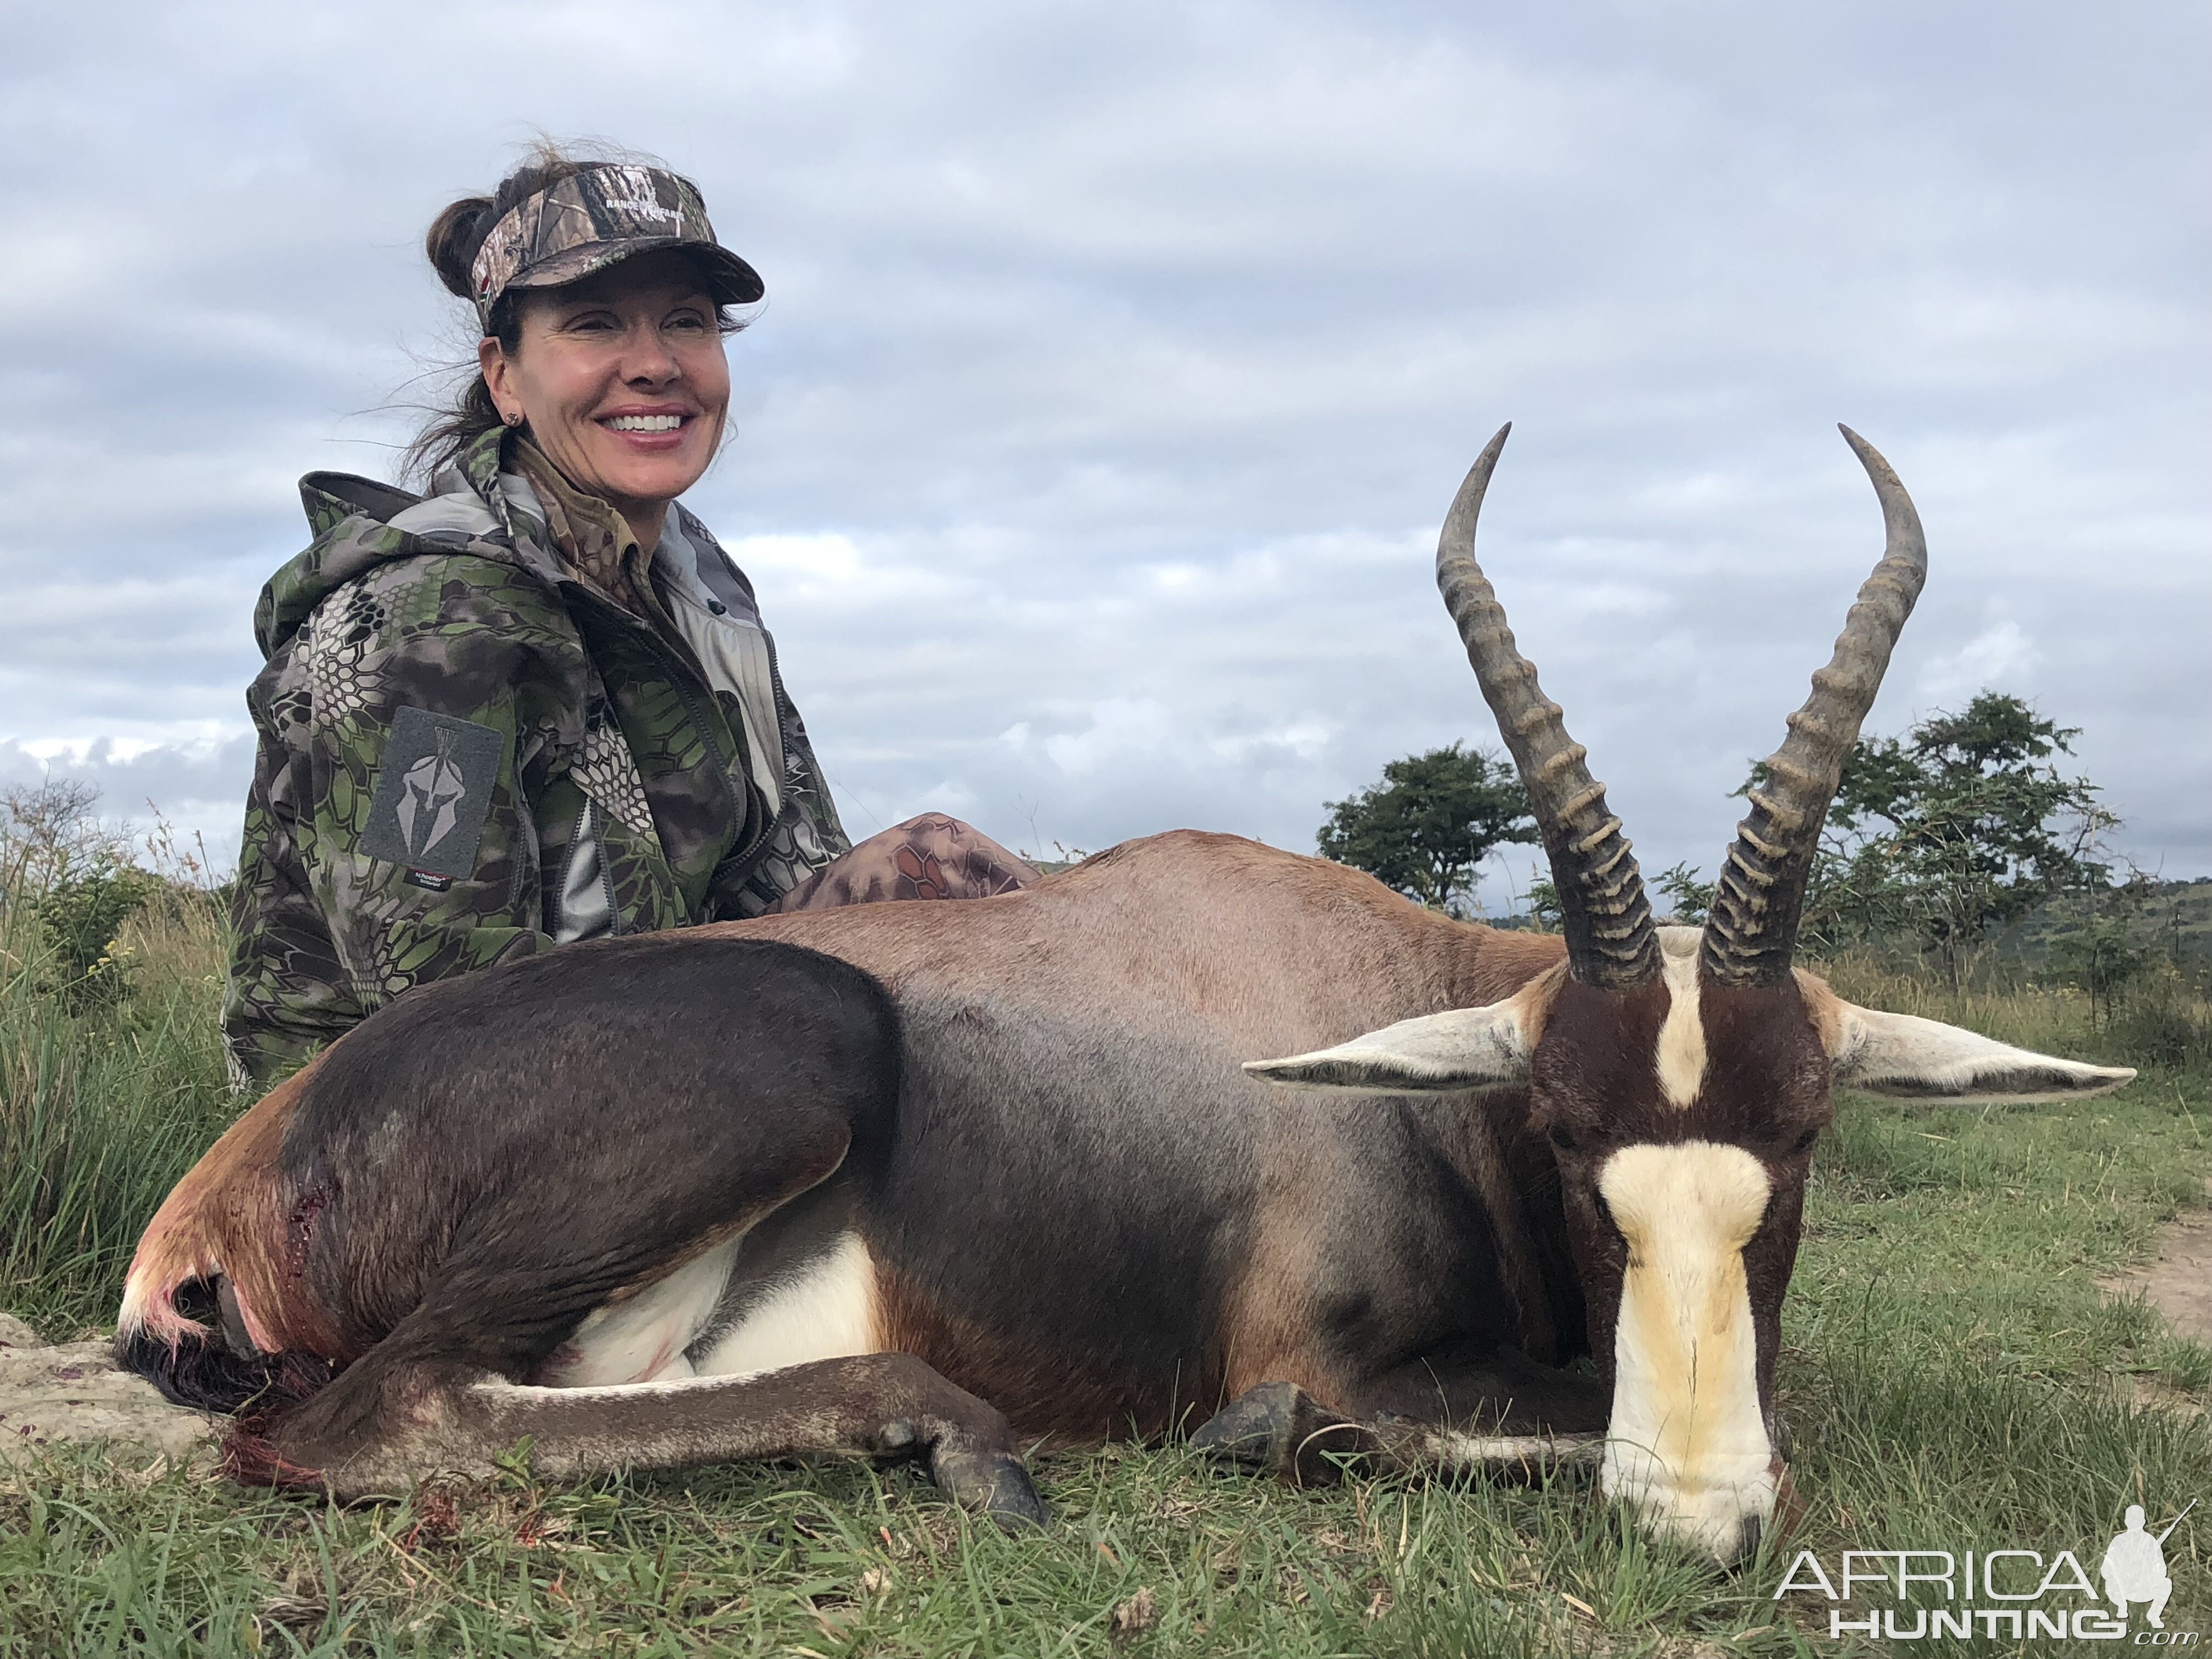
[
  {"xmin": 1, "ymin": 907, "xmax": 2207, "ymax": 1655},
  {"xmin": 1, "ymin": 885, "xmax": 238, "ymax": 1337}
]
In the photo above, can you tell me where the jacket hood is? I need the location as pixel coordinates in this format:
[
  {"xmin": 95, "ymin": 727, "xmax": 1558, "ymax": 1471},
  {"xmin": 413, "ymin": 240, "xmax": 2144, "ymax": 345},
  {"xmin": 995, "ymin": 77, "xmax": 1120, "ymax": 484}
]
[{"xmin": 255, "ymin": 430, "xmax": 558, "ymax": 659}]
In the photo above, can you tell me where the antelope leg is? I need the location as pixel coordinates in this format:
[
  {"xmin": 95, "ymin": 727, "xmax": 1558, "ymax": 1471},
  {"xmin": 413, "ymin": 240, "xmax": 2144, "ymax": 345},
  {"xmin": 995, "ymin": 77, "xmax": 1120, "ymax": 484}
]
[
  {"xmin": 266, "ymin": 1351, "xmax": 1048, "ymax": 1528},
  {"xmin": 1375, "ymin": 1419, "xmax": 1605, "ymax": 1480},
  {"xmin": 1191, "ymin": 1367, "xmax": 1605, "ymax": 1488},
  {"xmin": 1188, "ymin": 1381, "xmax": 1383, "ymax": 1486},
  {"xmin": 1351, "ymin": 1342, "xmax": 1610, "ymax": 1474}
]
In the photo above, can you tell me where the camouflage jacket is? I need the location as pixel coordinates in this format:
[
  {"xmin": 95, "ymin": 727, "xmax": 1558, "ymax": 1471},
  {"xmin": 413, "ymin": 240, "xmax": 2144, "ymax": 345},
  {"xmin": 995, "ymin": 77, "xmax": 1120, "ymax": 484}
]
[{"xmin": 222, "ymin": 428, "xmax": 850, "ymax": 1086}]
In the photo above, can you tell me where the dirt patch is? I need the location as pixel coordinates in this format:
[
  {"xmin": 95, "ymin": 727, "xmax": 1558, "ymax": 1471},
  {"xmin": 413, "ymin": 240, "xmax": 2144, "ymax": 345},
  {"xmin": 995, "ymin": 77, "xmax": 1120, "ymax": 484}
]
[
  {"xmin": 0, "ymin": 1317, "xmax": 216, "ymax": 1468},
  {"xmin": 2102, "ymin": 1180, "xmax": 2212, "ymax": 1346}
]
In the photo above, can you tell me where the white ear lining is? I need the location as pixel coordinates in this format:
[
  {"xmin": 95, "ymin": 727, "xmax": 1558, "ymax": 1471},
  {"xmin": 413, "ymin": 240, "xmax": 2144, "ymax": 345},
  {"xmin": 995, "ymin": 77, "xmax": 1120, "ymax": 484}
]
[
  {"xmin": 1832, "ymin": 1004, "xmax": 2136, "ymax": 1102},
  {"xmin": 1243, "ymin": 1000, "xmax": 1536, "ymax": 1093}
]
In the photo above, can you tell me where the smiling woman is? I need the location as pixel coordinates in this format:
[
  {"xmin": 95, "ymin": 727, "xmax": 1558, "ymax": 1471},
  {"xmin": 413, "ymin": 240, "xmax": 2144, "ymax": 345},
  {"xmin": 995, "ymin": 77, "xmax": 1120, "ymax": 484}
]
[
  {"xmin": 221, "ymin": 144, "xmax": 1037, "ymax": 1087},
  {"xmin": 481, "ymin": 252, "xmax": 737, "ymax": 548}
]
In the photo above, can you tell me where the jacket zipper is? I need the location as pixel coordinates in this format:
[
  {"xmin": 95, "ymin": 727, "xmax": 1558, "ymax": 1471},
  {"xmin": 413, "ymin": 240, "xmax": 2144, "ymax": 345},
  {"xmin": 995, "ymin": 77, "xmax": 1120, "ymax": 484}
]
[
  {"xmin": 563, "ymin": 580, "xmax": 764, "ymax": 919},
  {"xmin": 667, "ymin": 568, "xmax": 803, "ymax": 885},
  {"xmin": 472, "ymin": 472, "xmax": 785, "ymax": 920}
]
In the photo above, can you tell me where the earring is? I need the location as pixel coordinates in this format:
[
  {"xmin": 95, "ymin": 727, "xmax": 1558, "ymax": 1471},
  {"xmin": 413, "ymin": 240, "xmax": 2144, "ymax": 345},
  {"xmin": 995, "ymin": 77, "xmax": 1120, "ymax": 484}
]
[{"xmin": 503, "ymin": 411, "xmax": 523, "ymax": 428}]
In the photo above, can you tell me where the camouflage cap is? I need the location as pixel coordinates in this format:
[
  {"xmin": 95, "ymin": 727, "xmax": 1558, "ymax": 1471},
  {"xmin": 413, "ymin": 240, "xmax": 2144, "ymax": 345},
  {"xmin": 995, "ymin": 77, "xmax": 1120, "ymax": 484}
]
[{"xmin": 468, "ymin": 163, "xmax": 765, "ymax": 330}]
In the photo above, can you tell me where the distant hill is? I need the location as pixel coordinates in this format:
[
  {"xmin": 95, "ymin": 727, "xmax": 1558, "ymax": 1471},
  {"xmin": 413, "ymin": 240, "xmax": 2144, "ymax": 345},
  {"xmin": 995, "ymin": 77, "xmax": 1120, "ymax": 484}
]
[
  {"xmin": 1995, "ymin": 876, "xmax": 2212, "ymax": 968},
  {"xmin": 1472, "ymin": 878, "xmax": 2212, "ymax": 969}
]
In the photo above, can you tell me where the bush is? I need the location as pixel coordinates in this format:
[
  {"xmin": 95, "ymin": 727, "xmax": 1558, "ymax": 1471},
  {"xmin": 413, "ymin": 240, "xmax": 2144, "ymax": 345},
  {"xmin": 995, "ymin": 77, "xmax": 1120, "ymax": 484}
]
[
  {"xmin": 2104, "ymin": 976, "xmax": 2212, "ymax": 1072},
  {"xmin": 31, "ymin": 859, "xmax": 164, "ymax": 1011},
  {"xmin": 1, "ymin": 855, "xmax": 238, "ymax": 1334}
]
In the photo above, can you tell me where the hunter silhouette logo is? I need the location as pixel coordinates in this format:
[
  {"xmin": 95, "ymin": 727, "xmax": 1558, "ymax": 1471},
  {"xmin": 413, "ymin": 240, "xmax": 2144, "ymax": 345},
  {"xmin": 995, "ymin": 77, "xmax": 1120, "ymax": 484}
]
[
  {"xmin": 1775, "ymin": 1499, "xmax": 2199, "ymax": 1643},
  {"xmin": 362, "ymin": 708, "xmax": 505, "ymax": 883},
  {"xmin": 2103, "ymin": 1501, "xmax": 2191, "ymax": 1630}
]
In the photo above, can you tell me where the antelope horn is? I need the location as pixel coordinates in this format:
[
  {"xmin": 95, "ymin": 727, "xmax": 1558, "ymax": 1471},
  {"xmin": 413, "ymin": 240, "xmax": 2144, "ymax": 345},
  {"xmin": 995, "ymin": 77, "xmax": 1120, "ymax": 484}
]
[
  {"xmin": 1700, "ymin": 426, "xmax": 1928, "ymax": 986},
  {"xmin": 1436, "ymin": 424, "xmax": 1661, "ymax": 989}
]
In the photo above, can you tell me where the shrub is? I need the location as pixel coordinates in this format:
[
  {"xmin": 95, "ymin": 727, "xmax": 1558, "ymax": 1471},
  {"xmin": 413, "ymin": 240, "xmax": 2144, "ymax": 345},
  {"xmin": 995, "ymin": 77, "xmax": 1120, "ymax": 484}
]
[{"xmin": 31, "ymin": 859, "xmax": 165, "ymax": 1011}]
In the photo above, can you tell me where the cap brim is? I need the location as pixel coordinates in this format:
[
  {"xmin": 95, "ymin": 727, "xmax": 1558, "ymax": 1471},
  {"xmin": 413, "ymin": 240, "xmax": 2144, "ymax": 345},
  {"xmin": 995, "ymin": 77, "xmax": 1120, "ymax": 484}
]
[{"xmin": 504, "ymin": 238, "xmax": 765, "ymax": 307}]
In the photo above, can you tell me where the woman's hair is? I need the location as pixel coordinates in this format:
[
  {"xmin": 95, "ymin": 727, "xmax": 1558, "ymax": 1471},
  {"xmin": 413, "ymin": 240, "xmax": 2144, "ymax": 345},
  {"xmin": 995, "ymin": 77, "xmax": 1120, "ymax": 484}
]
[{"xmin": 403, "ymin": 140, "xmax": 746, "ymax": 483}]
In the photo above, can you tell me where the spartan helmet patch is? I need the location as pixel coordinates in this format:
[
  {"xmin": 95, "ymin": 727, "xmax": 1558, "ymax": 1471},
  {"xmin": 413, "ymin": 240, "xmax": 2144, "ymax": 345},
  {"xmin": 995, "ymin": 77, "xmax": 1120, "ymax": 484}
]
[{"xmin": 361, "ymin": 707, "xmax": 505, "ymax": 884}]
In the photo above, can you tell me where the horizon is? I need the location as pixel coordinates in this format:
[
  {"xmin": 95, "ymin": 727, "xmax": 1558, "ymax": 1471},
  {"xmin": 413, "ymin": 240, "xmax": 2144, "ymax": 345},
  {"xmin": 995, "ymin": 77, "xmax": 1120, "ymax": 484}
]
[{"xmin": 4, "ymin": 3, "xmax": 2205, "ymax": 910}]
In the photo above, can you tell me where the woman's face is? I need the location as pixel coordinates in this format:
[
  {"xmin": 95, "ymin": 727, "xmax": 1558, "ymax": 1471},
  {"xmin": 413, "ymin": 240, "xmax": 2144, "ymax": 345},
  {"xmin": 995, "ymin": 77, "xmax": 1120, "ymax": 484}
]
[{"xmin": 481, "ymin": 249, "xmax": 731, "ymax": 534}]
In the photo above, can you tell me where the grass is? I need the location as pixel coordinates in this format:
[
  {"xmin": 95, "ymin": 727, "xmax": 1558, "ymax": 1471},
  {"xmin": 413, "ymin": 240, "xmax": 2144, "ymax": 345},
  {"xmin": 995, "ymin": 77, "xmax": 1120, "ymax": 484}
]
[
  {"xmin": 1, "ymin": 901, "xmax": 2208, "ymax": 1655},
  {"xmin": 1, "ymin": 884, "xmax": 238, "ymax": 1338}
]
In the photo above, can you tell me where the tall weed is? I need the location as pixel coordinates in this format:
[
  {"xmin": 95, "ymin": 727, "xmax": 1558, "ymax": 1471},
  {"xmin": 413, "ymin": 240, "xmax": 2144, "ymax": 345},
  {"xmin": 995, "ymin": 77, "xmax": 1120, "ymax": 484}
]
[{"xmin": 0, "ymin": 876, "xmax": 236, "ymax": 1336}]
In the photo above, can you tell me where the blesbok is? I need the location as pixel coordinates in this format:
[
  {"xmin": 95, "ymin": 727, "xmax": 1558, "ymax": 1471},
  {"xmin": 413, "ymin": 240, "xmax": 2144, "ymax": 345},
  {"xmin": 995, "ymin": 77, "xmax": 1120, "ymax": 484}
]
[{"xmin": 120, "ymin": 426, "xmax": 2132, "ymax": 1562}]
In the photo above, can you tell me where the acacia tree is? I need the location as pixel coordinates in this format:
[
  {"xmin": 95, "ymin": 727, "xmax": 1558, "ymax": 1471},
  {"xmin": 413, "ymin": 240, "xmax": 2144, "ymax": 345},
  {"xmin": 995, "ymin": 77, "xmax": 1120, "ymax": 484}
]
[
  {"xmin": 1703, "ymin": 692, "xmax": 2118, "ymax": 983},
  {"xmin": 1316, "ymin": 742, "xmax": 1537, "ymax": 916}
]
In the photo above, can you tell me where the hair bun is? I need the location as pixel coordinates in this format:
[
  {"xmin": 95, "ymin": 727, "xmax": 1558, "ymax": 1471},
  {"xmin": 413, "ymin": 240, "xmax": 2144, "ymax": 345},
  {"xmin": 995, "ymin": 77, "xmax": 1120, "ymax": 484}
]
[{"xmin": 425, "ymin": 195, "xmax": 498, "ymax": 299}]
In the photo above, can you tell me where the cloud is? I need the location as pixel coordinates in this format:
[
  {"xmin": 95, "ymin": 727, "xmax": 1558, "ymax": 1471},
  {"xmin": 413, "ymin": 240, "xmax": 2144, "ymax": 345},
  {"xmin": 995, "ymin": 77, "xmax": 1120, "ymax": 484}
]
[
  {"xmin": 0, "ymin": 736, "xmax": 256, "ymax": 864},
  {"xmin": 1, "ymin": 0, "xmax": 2204, "ymax": 892},
  {"xmin": 1918, "ymin": 620, "xmax": 2041, "ymax": 704}
]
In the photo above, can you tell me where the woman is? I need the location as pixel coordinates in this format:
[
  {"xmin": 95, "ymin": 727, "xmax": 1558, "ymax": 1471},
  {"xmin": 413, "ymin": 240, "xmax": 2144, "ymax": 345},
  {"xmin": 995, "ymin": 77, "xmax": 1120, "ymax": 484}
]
[{"xmin": 222, "ymin": 148, "xmax": 1036, "ymax": 1087}]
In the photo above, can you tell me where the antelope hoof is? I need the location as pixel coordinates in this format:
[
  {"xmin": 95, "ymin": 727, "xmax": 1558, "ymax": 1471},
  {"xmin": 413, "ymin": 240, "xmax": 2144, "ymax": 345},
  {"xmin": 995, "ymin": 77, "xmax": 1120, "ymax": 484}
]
[
  {"xmin": 1189, "ymin": 1381, "xmax": 1375, "ymax": 1486},
  {"xmin": 928, "ymin": 1436, "xmax": 1050, "ymax": 1532}
]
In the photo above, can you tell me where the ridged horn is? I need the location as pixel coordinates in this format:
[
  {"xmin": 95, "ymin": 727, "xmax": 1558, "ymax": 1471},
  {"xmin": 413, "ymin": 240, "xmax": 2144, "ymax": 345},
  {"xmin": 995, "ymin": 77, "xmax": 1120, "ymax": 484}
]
[
  {"xmin": 1436, "ymin": 424, "xmax": 1661, "ymax": 989},
  {"xmin": 1701, "ymin": 426, "xmax": 1928, "ymax": 986}
]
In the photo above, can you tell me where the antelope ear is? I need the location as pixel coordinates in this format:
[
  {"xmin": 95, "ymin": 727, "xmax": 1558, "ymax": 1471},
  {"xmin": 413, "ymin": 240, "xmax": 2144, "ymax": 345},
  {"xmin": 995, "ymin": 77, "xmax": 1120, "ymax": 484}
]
[
  {"xmin": 1817, "ymin": 996, "xmax": 2136, "ymax": 1102},
  {"xmin": 1244, "ymin": 974, "xmax": 1557, "ymax": 1093}
]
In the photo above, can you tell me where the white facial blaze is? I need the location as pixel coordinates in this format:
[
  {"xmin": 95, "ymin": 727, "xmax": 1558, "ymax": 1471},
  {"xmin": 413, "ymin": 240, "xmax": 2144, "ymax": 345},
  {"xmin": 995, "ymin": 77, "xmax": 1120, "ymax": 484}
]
[
  {"xmin": 1654, "ymin": 931, "xmax": 1708, "ymax": 1109},
  {"xmin": 1598, "ymin": 1141, "xmax": 1776, "ymax": 1560}
]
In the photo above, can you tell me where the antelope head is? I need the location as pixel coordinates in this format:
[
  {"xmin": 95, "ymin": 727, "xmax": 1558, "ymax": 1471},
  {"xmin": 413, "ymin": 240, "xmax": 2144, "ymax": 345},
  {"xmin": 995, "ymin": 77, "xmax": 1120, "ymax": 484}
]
[{"xmin": 1249, "ymin": 426, "xmax": 2134, "ymax": 1562}]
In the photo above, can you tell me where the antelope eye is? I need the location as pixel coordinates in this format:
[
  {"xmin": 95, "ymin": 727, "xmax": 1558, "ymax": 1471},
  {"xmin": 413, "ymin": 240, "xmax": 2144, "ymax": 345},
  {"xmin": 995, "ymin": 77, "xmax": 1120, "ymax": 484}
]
[
  {"xmin": 1791, "ymin": 1127, "xmax": 1820, "ymax": 1154},
  {"xmin": 1548, "ymin": 1125, "xmax": 1577, "ymax": 1152}
]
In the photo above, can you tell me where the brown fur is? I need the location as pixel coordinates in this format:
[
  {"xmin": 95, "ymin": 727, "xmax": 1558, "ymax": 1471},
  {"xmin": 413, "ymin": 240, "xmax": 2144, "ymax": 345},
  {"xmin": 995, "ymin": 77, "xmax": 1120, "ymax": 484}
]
[
  {"xmin": 1792, "ymin": 969, "xmax": 1850, "ymax": 1057},
  {"xmin": 121, "ymin": 1053, "xmax": 346, "ymax": 1362},
  {"xmin": 718, "ymin": 831, "xmax": 1564, "ymax": 1031},
  {"xmin": 873, "ymin": 1261, "xmax": 1215, "ymax": 1444},
  {"xmin": 1217, "ymin": 1138, "xmax": 1359, "ymax": 1408},
  {"xmin": 730, "ymin": 833, "xmax": 1578, "ymax": 1428}
]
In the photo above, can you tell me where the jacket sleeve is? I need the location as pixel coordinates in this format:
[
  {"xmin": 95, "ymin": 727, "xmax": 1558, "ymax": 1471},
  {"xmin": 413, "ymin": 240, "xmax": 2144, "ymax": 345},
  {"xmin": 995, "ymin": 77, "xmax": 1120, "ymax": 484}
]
[{"xmin": 222, "ymin": 557, "xmax": 559, "ymax": 1086}]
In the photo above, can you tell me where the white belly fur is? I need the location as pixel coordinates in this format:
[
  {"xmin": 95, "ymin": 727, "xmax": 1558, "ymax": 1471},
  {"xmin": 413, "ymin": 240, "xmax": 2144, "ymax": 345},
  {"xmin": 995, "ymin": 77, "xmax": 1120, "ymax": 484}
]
[
  {"xmin": 691, "ymin": 1232, "xmax": 882, "ymax": 1380},
  {"xmin": 541, "ymin": 1233, "xmax": 882, "ymax": 1389},
  {"xmin": 542, "ymin": 1237, "xmax": 742, "ymax": 1386}
]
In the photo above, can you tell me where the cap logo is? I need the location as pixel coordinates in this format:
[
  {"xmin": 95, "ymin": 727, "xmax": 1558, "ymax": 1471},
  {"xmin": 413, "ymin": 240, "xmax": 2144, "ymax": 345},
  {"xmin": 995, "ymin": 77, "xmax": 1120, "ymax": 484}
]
[
  {"xmin": 599, "ymin": 165, "xmax": 684, "ymax": 228},
  {"xmin": 464, "ymin": 162, "xmax": 761, "ymax": 330}
]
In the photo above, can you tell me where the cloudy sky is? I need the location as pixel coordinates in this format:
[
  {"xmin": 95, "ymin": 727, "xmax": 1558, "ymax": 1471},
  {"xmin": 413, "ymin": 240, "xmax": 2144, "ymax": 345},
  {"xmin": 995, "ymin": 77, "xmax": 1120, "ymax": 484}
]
[{"xmin": 3, "ymin": 1, "xmax": 2205, "ymax": 907}]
